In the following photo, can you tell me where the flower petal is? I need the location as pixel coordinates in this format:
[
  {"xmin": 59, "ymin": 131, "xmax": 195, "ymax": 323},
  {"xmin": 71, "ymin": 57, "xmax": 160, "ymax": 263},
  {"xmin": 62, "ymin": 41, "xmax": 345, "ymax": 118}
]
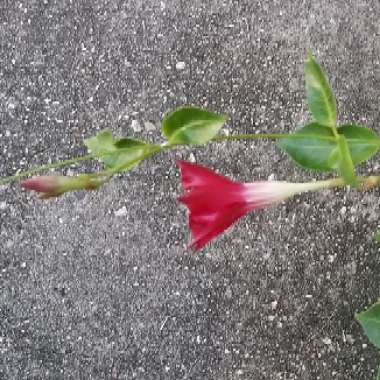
[
  {"xmin": 177, "ymin": 161, "xmax": 251, "ymax": 250},
  {"xmin": 176, "ymin": 160, "xmax": 239, "ymax": 191},
  {"xmin": 189, "ymin": 204, "xmax": 250, "ymax": 250}
]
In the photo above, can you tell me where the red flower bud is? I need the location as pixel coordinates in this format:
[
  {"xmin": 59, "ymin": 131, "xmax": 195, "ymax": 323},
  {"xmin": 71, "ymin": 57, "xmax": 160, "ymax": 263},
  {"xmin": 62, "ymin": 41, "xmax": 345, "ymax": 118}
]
[{"xmin": 21, "ymin": 174, "xmax": 106, "ymax": 199}]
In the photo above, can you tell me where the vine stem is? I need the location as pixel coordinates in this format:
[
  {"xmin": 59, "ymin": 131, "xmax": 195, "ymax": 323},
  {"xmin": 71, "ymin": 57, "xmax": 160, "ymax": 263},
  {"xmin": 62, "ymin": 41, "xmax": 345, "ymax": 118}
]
[
  {"xmin": 0, "ymin": 154, "xmax": 95, "ymax": 186},
  {"xmin": 0, "ymin": 131, "xmax": 357, "ymax": 186},
  {"xmin": 212, "ymin": 133, "xmax": 336, "ymax": 142},
  {"xmin": 214, "ymin": 133, "xmax": 295, "ymax": 142}
]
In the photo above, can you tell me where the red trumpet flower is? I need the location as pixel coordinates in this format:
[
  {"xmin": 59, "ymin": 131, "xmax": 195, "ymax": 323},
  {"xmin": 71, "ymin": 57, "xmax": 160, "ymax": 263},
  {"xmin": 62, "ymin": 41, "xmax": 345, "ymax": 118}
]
[{"xmin": 177, "ymin": 161, "xmax": 339, "ymax": 250}]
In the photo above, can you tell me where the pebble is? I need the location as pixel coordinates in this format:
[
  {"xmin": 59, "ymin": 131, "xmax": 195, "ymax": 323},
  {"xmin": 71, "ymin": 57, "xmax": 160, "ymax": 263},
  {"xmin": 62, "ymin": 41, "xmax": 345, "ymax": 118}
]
[
  {"xmin": 114, "ymin": 206, "xmax": 128, "ymax": 217},
  {"xmin": 144, "ymin": 121, "xmax": 156, "ymax": 132},
  {"xmin": 322, "ymin": 337, "xmax": 332, "ymax": 345},
  {"xmin": 131, "ymin": 120, "xmax": 142, "ymax": 132},
  {"xmin": 175, "ymin": 61, "xmax": 186, "ymax": 71}
]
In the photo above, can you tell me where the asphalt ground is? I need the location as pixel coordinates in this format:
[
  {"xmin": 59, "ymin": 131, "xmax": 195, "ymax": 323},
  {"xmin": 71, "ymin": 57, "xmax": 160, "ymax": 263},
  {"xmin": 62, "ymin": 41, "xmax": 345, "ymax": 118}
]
[{"xmin": 1, "ymin": 1, "xmax": 380, "ymax": 379}]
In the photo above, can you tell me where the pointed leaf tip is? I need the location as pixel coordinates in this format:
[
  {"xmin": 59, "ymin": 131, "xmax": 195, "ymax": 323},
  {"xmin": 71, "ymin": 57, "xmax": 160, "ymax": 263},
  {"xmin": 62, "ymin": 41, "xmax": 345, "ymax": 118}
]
[
  {"xmin": 356, "ymin": 301, "xmax": 380, "ymax": 349},
  {"xmin": 305, "ymin": 54, "xmax": 337, "ymax": 129}
]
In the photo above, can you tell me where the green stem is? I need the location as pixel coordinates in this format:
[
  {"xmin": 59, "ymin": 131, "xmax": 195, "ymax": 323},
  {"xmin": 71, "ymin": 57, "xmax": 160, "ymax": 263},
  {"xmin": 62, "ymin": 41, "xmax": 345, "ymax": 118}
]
[
  {"xmin": 0, "ymin": 145, "xmax": 164, "ymax": 186},
  {"xmin": 211, "ymin": 133, "xmax": 336, "ymax": 142},
  {"xmin": 0, "ymin": 154, "xmax": 95, "ymax": 186},
  {"xmin": 0, "ymin": 130, "xmax": 372, "ymax": 186}
]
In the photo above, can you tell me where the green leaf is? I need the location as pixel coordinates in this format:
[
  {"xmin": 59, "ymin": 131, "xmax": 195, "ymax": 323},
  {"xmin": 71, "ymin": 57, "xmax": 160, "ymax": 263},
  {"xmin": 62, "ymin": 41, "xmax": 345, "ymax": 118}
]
[
  {"xmin": 374, "ymin": 231, "xmax": 380, "ymax": 243},
  {"xmin": 162, "ymin": 106, "xmax": 227, "ymax": 145},
  {"xmin": 376, "ymin": 365, "xmax": 380, "ymax": 380},
  {"xmin": 279, "ymin": 123, "xmax": 380, "ymax": 172},
  {"xmin": 84, "ymin": 129, "xmax": 158, "ymax": 172},
  {"xmin": 356, "ymin": 301, "xmax": 380, "ymax": 349},
  {"xmin": 305, "ymin": 53, "xmax": 337, "ymax": 129},
  {"xmin": 278, "ymin": 123, "xmax": 338, "ymax": 171},
  {"xmin": 338, "ymin": 124, "xmax": 380, "ymax": 165},
  {"xmin": 336, "ymin": 135, "xmax": 357, "ymax": 186}
]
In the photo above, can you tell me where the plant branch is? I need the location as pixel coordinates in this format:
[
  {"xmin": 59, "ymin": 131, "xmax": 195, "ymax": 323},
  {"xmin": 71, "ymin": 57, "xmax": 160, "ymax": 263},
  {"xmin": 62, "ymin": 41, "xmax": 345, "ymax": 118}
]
[
  {"xmin": 211, "ymin": 133, "xmax": 336, "ymax": 142},
  {"xmin": 0, "ymin": 131, "xmax": 376, "ymax": 186},
  {"xmin": 0, "ymin": 154, "xmax": 95, "ymax": 186}
]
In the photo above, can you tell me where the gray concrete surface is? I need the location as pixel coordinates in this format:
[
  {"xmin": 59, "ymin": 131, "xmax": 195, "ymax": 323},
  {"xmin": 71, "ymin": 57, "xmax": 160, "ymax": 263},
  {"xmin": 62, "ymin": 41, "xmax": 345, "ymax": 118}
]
[{"xmin": 1, "ymin": 1, "xmax": 380, "ymax": 379}]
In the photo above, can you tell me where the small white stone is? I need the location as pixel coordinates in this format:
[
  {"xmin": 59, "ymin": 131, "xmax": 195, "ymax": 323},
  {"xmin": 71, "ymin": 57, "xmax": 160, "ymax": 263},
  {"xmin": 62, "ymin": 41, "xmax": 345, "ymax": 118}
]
[
  {"xmin": 144, "ymin": 121, "xmax": 156, "ymax": 132},
  {"xmin": 322, "ymin": 337, "xmax": 332, "ymax": 345},
  {"xmin": 345, "ymin": 334, "xmax": 355, "ymax": 344},
  {"xmin": 131, "ymin": 120, "xmax": 142, "ymax": 132},
  {"xmin": 328, "ymin": 255, "xmax": 335, "ymax": 263},
  {"xmin": 175, "ymin": 61, "xmax": 186, "ymax": 71},
  {"xmin": 268, "ymin": 315, "xmax": 275, "ymax": 322},
  {"xmin": 271, "ymin": 300, "xmax": 278, "ymax": 310},
  {"xmin": 0, "ymin": 201, "xmax": 7, "ymax": 210},
  {"xmin": 188, "ymin": 153, "xmax": 196, "ymax": 163},
  {"xmin": 225, "ymin": 287, "xmax": 233, "ymax": 299},
  {"xmin": 114, "ymin": 206, "xmax": 127, "ymax": 217},
  {"xmin": 267, "ymin": 173, "xmax": 275, "ymax": 181}
]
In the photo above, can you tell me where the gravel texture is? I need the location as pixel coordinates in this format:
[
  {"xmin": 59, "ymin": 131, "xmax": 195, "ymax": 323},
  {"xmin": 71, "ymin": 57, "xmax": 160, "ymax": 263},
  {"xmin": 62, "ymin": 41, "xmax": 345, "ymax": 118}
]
[{"xmin": 1, "ymin": 1, "xmax": 380, "ymax": 379}]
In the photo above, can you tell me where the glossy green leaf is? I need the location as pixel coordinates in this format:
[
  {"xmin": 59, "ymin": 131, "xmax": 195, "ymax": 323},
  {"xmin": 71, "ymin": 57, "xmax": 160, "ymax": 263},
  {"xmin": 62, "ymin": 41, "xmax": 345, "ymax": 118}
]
[
  {"xmin": 375, "ymin": 231, "xmax": 380, "ymax": 243},
  {"xmin": 278, "ymin": 123, "xmax": 338, "ymax": 171},
  {"xmin": 162, "ymin": 106, "xmax": 227, "ymax": 145},
  {"xmin": 356, "ymin": 301, "xmax": 380, "ymax": 349},
  {"xmin": 84, "ymin": 129, "xmax": 158, "ymax": 172},
  {"xmin": 279, "ymin": 123, "xmax": 380, "ymax": 172},
  {"xmin": 336, "ymin": 135, "xmax": 357, "ymax": 186},
  {"xmin": 338, "ymin": 124, "xmax": 380, "ymax": 165},
  {"xmin": 305, "ymin": 53, "xmax": 337, "ymax": 129}
]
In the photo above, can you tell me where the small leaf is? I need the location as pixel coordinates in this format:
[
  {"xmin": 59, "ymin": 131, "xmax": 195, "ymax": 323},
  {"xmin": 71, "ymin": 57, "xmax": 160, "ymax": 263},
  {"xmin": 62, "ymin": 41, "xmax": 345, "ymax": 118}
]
[
  {"xmin": 85, "ymin": 129, "xmax": 115, "ymax": 155},
  {"xmin": 376, "ymin": 365, "xmax": 380, "ymax": 380},
  {"xmin": 356, "ymin": 301, "xmax": 380, "ymax": 349},
  {"xmin": 84, "ymin": 129, "xmax": 158, "ymax": 172},
  {"xmin": 374, "ymin": 231, "xmax": 380, "ymax": 243},
  {"xmin": 305, "ymin": 53, "xmax": 337, "ymax": 129},
  {"xmin": 339, "ymin": 124, "xmax": 380, "ymax": 165},
  {"xmin": 162, "ymin": 106, "xmax": 227, "ymax": 145},
  {"xmin": 278, "ymin": 123, "xmax": 337, "ymax": 171},
  {"xmin": 108, "ymin": 138, "xmax": 149, "ymax": 170},
  {"xmin": 336, "ymin": 135, "xmax": 357, "ymax": 186}
]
